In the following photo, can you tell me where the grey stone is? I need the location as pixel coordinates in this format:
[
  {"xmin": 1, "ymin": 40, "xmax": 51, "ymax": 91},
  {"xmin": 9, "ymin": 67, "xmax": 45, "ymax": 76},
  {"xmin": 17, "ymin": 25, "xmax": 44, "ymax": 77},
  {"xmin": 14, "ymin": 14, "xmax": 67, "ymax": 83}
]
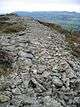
[
  {"xmin": 52, "ymin": 76, "xmax": 63, "ymax": 87},
  {"xmin": 59, "ymin": 60, "xmax": 69, "ymax": 72},
  {"xmin": 44, "ymin": 96, "xmax": 63, "ymax": 107},
  {"xmin": 52, "ymin": 65, "xmax": 58, "ymax": 72},
  {"xmin": 0, "ymin": 94, "xmax": 10, "ymax": 103},
  {"xmin": 66, "ymin": 68, "xmax": 77, "ymax": 79},
  {"xmin": 12, "ymin": 87, "xmax": 21, "ymax": 95},
  {"xmin": 42, "ymin": 71, "xmax": 50, "ymax": 77},
  {"xmin": 74, "ymin": 97, "xmax": 80, "ymax": 104},
  {"xmin": 18, "ymin": 51, "xmax": 33, "ymax": 59}
]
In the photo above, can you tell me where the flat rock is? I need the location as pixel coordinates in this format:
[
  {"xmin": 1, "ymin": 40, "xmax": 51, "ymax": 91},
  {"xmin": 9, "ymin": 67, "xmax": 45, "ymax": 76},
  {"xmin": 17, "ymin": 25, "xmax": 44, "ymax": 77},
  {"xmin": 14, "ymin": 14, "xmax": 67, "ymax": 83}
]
[
  {"xmin": 44, "ymin": 96, "xmax": 63, "ymax": 107},
  {"xmin": 52, "ymin": 76, "xmax": 63, "ymax": 87},
  {"xmin": 18, "ymin": 51, "xmax": 33, "ymax": 59},
  {"xmin": 0, "ymin": 94, "xmax": 10, "ymax": 103}
]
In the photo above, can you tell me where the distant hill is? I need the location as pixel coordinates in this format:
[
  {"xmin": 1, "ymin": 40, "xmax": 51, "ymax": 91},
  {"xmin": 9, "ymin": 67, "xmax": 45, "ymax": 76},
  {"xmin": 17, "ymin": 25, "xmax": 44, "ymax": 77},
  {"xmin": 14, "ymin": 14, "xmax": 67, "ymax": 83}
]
[{"xmin": 16, "ymin": 11, "xmax": 80, "ymax": 32}]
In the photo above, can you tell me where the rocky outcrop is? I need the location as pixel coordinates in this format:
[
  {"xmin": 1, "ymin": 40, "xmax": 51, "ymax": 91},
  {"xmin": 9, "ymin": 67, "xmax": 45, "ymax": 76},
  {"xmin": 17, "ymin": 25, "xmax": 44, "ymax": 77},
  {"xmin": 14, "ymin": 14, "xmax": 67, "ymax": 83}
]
[{"xmin": 0, "ymin": 14, "xmax": 80, "ymax": 107}]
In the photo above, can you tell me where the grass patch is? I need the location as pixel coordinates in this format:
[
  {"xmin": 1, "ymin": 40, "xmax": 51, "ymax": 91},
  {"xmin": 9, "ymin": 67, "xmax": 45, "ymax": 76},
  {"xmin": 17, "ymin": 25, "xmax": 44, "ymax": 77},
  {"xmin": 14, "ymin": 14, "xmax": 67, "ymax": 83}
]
[
  {"xmin": 0, "ymin": 49, "xmax": 14, "ymax": 76},
  {"xmin": 0, "ymin": 16, "xmax": 9, "ymax": 21},
  {"xmin": 0, "ymin": 65, "xmax": 13, "ymax": 76},
  {"xmin": 66, "ymin": 35, "xmax": 80, "ymax": 57},
  {"xmin": 0, "ymin": 21, "xmax": 26, "ymax": 33}
]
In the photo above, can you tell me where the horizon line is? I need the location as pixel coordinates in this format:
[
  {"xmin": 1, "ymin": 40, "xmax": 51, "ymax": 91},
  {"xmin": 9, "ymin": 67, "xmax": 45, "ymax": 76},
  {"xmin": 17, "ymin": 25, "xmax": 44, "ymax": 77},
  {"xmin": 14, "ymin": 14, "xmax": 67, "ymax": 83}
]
[{"xmin": 0, "ymin": 10, "xmax": 80, "ymax": 15}]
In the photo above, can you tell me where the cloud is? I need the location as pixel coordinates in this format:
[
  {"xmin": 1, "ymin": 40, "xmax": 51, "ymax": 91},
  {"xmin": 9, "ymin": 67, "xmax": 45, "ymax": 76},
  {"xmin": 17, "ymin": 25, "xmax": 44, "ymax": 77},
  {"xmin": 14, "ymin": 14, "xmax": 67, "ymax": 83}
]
[{"xmin": 0, "ymin": 0, "xmax": 80, "ymax": 14}]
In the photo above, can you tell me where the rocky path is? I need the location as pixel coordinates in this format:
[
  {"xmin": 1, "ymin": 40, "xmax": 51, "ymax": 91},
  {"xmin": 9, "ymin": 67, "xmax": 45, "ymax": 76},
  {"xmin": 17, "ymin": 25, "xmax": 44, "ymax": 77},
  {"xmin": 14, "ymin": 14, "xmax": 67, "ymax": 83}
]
[{"xmin": 0, "ymin": 15, "xmax": 80, "ymax": 107}]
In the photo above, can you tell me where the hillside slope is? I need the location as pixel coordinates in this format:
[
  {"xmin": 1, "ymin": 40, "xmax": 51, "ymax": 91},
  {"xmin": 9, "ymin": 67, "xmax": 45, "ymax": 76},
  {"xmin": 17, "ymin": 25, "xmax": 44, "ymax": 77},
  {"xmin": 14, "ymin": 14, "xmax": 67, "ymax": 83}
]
[
  {"xmin": 0, "ymin": 14, "xmax": 80, "ymax": 107},
  {"xmin": 16, "ymin": 11, "xmax": 80, "ymax": 32}
]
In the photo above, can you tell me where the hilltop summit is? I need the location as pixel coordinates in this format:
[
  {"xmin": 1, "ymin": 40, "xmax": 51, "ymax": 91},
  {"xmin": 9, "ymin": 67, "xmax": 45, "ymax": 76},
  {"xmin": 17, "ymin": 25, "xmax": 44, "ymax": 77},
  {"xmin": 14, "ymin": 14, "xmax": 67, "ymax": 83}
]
[{"xmin": 0, "ymin": 14, "xmax": 80, "ymax": 107}]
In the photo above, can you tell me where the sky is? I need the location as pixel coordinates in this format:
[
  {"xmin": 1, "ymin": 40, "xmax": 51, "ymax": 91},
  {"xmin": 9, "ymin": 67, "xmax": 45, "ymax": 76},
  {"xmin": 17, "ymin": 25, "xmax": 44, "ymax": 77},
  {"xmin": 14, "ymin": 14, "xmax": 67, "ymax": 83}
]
[{"xmin": 0, "ymin": 0, "xmax": 80, "ymax": 14}]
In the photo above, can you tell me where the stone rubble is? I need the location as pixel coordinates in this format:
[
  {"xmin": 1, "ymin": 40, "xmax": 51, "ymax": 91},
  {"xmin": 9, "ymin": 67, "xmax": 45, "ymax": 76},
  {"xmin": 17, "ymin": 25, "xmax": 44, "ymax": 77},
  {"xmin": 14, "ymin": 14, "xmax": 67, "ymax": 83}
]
[{"xmin": 0, "ymin": 14, "xmax": 80, "ymax": 107}]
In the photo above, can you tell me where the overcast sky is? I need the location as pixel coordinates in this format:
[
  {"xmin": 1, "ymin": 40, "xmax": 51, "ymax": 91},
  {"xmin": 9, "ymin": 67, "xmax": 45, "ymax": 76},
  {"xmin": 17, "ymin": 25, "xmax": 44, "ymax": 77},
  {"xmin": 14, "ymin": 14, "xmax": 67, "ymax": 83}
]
[{"xmin": 0, "ymin": 0, "xmax": 80, "ymax": 14}]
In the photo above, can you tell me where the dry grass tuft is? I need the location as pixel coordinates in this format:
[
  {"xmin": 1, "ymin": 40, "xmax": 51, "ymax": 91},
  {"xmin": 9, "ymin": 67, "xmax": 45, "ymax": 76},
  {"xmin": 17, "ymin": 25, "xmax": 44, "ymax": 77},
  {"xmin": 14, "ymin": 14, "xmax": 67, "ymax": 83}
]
[
  {"xmin": 0, "ymin": 22, "xmax": 26, "ymax": 33},
  {"xmin": 0, "ymin": 49, "xmax": 14, "ymax": 76}
]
